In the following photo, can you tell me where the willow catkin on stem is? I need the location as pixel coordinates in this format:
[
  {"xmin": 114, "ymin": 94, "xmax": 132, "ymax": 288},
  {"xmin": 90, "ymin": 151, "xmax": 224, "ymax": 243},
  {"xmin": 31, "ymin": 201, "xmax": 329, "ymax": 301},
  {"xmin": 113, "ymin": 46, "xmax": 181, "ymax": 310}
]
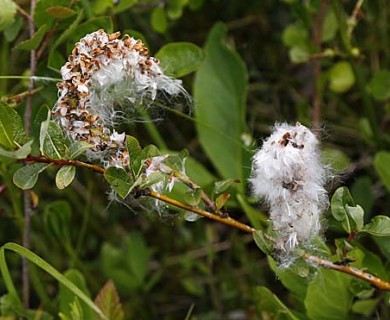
[
  {"xmin": 250, "ymin": 123, "xmax": 329, "ymax": 253},
  {"xmin": 53, "ymin": 29, "xmax": 187, "ymax": 169}
]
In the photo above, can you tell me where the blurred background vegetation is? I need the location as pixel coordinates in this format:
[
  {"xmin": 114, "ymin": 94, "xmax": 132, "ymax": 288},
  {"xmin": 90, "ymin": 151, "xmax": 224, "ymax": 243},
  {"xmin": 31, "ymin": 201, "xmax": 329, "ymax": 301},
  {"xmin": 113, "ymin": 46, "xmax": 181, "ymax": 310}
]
[{"xmin": 1, "ymin": 0, "xmax": 390, "ymax": 319}]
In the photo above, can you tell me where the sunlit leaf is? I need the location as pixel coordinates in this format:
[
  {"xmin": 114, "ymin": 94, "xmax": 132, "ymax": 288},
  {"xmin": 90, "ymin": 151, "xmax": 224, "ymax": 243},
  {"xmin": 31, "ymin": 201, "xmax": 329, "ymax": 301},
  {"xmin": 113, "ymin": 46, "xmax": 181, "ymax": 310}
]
[
  {"xmin": 328, "ymin": 61, "xmax": 355, "ymax": 93},
  {"xmin": 56, "ymin": 165, "xmax": 76, "ymax": 190},
  {"xmin": 360, "ymin": 216, "xmax": 390, "ymax": 237},
  {"xmin": 13, "ymin": 163, "xmax": 51, "ymax": 190},
  {"xmin": 0, "ymin": 0, "xmax": 17, "ymax": 32}
]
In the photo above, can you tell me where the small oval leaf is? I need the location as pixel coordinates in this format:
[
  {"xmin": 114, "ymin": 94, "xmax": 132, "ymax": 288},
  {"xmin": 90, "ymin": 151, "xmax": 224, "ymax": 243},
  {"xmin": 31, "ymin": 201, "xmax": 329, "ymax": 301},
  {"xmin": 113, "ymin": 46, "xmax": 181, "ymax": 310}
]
[
  {"xmin": 56, "ymin": 165, "xmax": 76, "ymax": 190},
  {"xmin": 13, "ymin": 163, "xmax": 51, "ymax": 190}
]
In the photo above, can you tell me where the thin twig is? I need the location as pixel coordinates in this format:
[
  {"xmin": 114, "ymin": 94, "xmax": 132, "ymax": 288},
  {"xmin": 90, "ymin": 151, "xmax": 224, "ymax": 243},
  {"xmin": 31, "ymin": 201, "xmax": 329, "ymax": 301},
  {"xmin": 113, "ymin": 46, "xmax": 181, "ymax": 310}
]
[
  {"xmin": 311, "ymin": 0, "xmax": 328, "ymax": 134},
  {"xmin": 22, "ymin": 0, "xmax": 37, "ymax": 308},
  {"xmin": 348, "ymin": 0, "xmax": 365, "ymax": 37},
  {"xmin": 18, "ymin": 154, "xmax": 390, "ymax": 292}
]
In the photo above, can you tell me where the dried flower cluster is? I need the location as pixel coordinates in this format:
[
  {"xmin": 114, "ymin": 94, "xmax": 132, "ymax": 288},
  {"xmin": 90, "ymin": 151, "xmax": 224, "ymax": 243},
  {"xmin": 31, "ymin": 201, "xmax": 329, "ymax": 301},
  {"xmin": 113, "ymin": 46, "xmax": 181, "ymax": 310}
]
[
  {"xmin": 250, "ymin": 123, "xmax": 328, "ymax": 252},
  {"xmin": 53, "ymin": 29, "xmax": 186, "ymax": 168}
]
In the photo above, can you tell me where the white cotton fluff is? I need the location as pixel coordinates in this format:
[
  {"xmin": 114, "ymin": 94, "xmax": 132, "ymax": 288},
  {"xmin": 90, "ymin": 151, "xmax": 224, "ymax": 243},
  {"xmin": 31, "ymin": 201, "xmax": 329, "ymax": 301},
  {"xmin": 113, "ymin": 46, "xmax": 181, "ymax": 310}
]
[{"xmin": 250, "ymin": 122, "xmax": 328, "ymax": 252}]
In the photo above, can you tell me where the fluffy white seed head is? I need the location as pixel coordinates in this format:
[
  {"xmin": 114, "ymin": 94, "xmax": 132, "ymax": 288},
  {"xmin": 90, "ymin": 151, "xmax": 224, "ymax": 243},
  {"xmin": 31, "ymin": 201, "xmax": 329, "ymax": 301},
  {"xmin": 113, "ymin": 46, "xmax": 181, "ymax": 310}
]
[
  {"xmin": 250, "ymin": 122, "xmax": 328, "ymax": 252},
  {"xmin": 53, "ymin": 29, "xmax": 188, "ymax": 168}
]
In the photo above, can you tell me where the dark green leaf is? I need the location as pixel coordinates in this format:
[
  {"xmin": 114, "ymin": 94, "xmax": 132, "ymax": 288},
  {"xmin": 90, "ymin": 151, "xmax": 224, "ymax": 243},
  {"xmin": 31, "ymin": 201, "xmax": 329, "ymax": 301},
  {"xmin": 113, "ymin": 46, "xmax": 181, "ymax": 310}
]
[
  {"xmin": 351, "ymin": 177, "xmax": 374, "ymax": 214},
  {"xmin": 94, "ymin": 281, "xmax": 124, "ymax": 320},
  {"xmin": 34, "ymin": 0, "xmax": 70, "ymax": 28},
  {"xmin": 111, "ymin": 0, "xmax": 138, "ymax": 14},
  {"xmin": 360, "ymin": 216, "xmax": 390, "ymax": 236},
  {"xmin": 305, "ymin": 269, "xmax": 353, "ymax": 320},
  {"xmin": 0, "ymin": 104, "xmax": 26, "ymax": 148},
  {"xmin": 194, "ymin": 23, "xmax": 250, "ymax": 191},
  {"xmin": 68, "ymin": 17, "xmax": 113, "ymax": 46},
  {"xmin": 253, "ymin": 286, "xmax": 298, "ymax": 320},
  {"xmin": 46, "ymin": 6, "xmax": 76, "ymax": 19},
  {"xmin": 125, "ymin": 233, "xmax": 151, "ymax": 286},
  {"xmin": 41, "ymin": 121, "xmax": 67, "ymax": 160},
  {"xmin": 104, "ymin": 167, "xmax": 134, "ymax": 199},
  {"xmin": 44, "ymin": 200, "xmax": 72, "ymax": 244},
  {"xmin": 253, "ymin": 230, "xmax": 273, "ymax": 256},
  {"xmin": 322, "ymin": 8, "xmax": 338, "ymax": 42},
  {"xmin": 374, "ymin": 152, "xmax": 390, "ymax": 194},
  {"xmin": 13, "ymin": 163, "xmax": 51, "ymax": 189},
  {"xmin": 156, "ymin": 42, "xmax": 205, "ymax": 77},
  {"xmin": 15, "ymin": 24, "xmax": 49, "ymax": 51},
  {"xmin": 56, "ymin": 166, "xmax": 76, "ymax": 190},
  {"xmin": 322, "ymin": 147, "xmax": 350, "ymax": 172},
  {"xmin": 368, "ymin": 70, "xmax": 390, "ymax": 101},
  {"xmin": 4, "ymin": 15, "xmax": 22, "ymax": 42}
]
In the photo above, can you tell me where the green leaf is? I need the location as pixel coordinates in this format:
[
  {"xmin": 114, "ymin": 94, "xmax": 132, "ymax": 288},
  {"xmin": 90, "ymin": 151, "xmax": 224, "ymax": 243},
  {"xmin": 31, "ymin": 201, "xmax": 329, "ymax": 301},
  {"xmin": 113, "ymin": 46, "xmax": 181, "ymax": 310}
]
[
  {"xmin": 289, "ymin": 46, "xmax": 310, "ymax": 63},
  {"xmin": 15, "ymin": 24, "xmax": 49, "ymax": 51},
  {"xmin": 282, "ymin": 24, "xmax": 308, "ymax": 47},
  {"xmin": 322, "ymin": 8, "xmax": 338, "ymax": 42},
  {"xmin": 167, "ymin": 0, "xmax": 186, "ymax": 19},
  {"xmin": 125, "ymin": 233, "xmax": 151, "ymax": 286},
  {"xmin": 44, "ymin": 200, "xmax": 72, "ymax": 244},
  {"xmin": 104, "ymin": 167, "xmax": 134, "ymax": 199},
  {"xmin": 253, "ymin": 230, "xmax": 273, "ymax": 256},
  {"xmin": 351, "ymin": 177, "xmax": 374, "ymax": 215},
  {"xmin": 41, "ymin": 121, "xmax": 67, "ymax": 160},
  {"xmin": 305, "ymin": 269, "xmax": 353, "ymax": 320},
  {"xmin": 352, "ymin": 299, "xmax": 380, "ymax": 317},
  {"xmin": 328, "ymin": 61, "xmax": 355, "ymax": 93},
  {"xmin": 331, "ymin": 187, "xmax": 363, "ymax": 233},
  {"xmin": 0, "ymin": 242, "xmax": 107, "ymax": 320},
  {"xmin": 4, "ymin": 15, "xmax": 22, "ymax": 42},
  {"xmin": 368, "ymin": 70, "xmax": 390, "ymax": 101},
  {"xmin": 111, "ymin": 0, "xmax": 138, "ymax": 14},
  {"xmin": 214, "ymin": 178, "xmax": 239, "ymax": 195},
  {"xmin": 215, "ymin": 193, "xmax": 230, "ymax": 211},
  {"xmin": 68, "ymin": 141, "xmax": 93, "ymax": 159},
  {"xmin": 56, "ymin": 166, "xmax": 76, "ymax": 190},
  {"xmin": 183, "ymin": 188, "xmax": 202, "ymax": 206},
  {"xmin": 151, "ymin": 7, "xmax": 167, "ymax": 34},
  {"xmin": 194, "ymin": 23, "xmax": 250, "ymax": 192},
  {"xmin": 360, "ymin": 216, "xmax": 390, "ymax": 236},
  {"xmin": 46, "ymin": 6, "xmax": 76, "ymax": 19},
  {"xmin": 156, "ymin": 42, "xmax": 205, "ymax": 77},
  {"xmin": 13, "ymin": 163, "xmax": 51, "ymax": 190},
  {"xmin": 374, "ymin": 151, "xmax": 390, "ymax": 194},
  {"xmin": 126, "ymin": 135, "xmax": 142, "ymax": 163},
  {"xmin": 94, "ymin": 281, "xmax": 124, "ymax": 320},
  {"xmin": 59, "ymin": 269, "xmax": 95, "ymax": 320},
  {"xmin": 0, "ymin": 140, "xmax": 33, "ymax": 159},
  {"xmin": 0, "ymin": 104, "xmax": 26, "ymax": 148},
  {"xmin": 0, "ymin": 0, "xmax": 17, "ymax": 32},
  {"xmin": 34, "ymin": 0, "xmax": 70, "ymax": 28},
  {"xmin": 322, "ymin": 147, "xmax": 350, "ymax": 172},
  {"xmin": 253, "ymin": 286, "xmax": 298, "ymax": 320}
]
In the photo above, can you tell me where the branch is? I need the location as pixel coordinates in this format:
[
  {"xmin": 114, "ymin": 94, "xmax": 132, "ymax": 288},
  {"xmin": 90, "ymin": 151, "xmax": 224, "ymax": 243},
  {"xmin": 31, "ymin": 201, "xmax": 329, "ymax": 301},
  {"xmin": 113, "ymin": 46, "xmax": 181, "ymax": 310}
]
[{"xmin": 19, "ymin": 154, "xmax": 390, "ymax": 292}]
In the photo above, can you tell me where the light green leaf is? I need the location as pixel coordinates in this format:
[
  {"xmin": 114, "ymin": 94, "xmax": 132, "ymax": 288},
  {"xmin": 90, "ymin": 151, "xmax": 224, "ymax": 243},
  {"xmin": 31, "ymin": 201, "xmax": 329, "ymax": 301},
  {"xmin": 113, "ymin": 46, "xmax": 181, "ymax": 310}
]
[
  {"xmin": 41, "ymin": 121, "xmax": 67, "ymax": 160},
  {"xmin": 68, "ymin": 141, "xmax": 93, "ymax": 159},
  {"xmin": 322, "ymin": 147, "xmax": 350, "ymax": 172},
  {"xmin": 0, "ymin": 103, "xmax": 26, "ymax": 148},
  {"xmin": 322, "ymin": 8, "xmax": 338, "ymax": 42},
  {"xmin": 328, "ymin": 61, "xmax": 355, "ymax": 93},
  {"xmin": 194, "ymin": 23, "xmax": 250, "ymax": 192},
  {"xmin": 282, "ymin": 24, "xmax": 308, "ymax": 47},
  {"xmin": 0, "ymin": 0, "xmax": 17, "ymax": 31},
  {"xmin": 305, "ymin": 269, "xmax": 353, "ymax": 320},
  {"xmin": 214, "ymin": 178, "xmax": 239, "ymax": 195},
  {"xmin": 253, "ymin": 230, "xmax": 273, "ymax": 256},
  {"xmin": 289, "ymin": 46, "xmax": 310, "ymax": 63},
  {"xmin": 167, "ymin": 0, "xmax": 186, "ymax": 19},
  {"xmin": 360, "ymin": 216, "xmax": 390, "ymax": 237},
  {"xmin": 104, "ymin": 167, "xmax": 134, "ymax": 199},
  {"xmin": 352, "ymin": 299, "xmax": 380, "ymax": 317},
  {"xmin": 346, "ymin": 205, "xmax": 364, "ymax": 231},
  {"xmin": 13, "ymin": 163, "xmax": 51, "ymax": 190},
  {"xmin": 368, "ymin": 70, "xmax": 390, "ymax": 101},
  {"xmin": 151, "ymin": 7, "xmax": 167, "ymax": 34},
  {"xmin": 56, "ymin": 166, "xmax": 76, "ymax": 190},
  {"xmin": 15, "ymin": 24, "xmax": 49, "ymax": 50},
  {"xmin": 253, "ymin": 286, "xmax": 298, "ymax": 320},
  {"xmin": 0, "ymin": 140, "xmax": 33, "ymax": 159},
  {"xmin": 156, "ymin": 42, "xmax": 205, "ymax": 77},
  {"xmin": 374, "ymin": 151, "xmax": 390, "ymax": 194},
  {"xmin": 59, "ymin": 269, "xmax": 95, "ymax": 320},
  {"xmin": 126, "ymin": 135, "xmax": 142, "ymax": 161}
]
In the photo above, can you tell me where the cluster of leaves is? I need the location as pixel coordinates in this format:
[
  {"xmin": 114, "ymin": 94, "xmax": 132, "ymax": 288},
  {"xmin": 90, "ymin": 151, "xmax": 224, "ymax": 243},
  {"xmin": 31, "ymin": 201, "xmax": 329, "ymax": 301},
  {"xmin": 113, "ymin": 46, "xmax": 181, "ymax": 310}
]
[{"xmin": 0, "ymin": 0, "xmax": 390, "ymax": 319}]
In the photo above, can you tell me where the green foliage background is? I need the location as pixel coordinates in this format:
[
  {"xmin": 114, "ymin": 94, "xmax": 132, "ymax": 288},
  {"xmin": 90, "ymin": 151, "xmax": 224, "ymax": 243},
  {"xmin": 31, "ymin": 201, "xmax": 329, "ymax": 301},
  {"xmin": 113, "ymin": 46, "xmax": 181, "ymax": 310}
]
[{"xmin": 1, "ymin": 0, "xmax": 390, "ymax": 319}]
